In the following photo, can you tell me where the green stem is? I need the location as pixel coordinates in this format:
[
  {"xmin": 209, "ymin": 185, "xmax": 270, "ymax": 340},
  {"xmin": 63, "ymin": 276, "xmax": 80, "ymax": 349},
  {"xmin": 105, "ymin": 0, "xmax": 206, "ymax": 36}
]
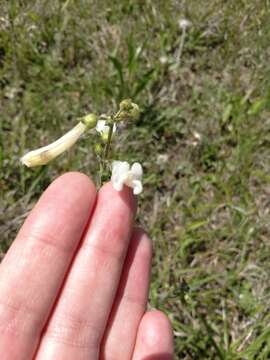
[
  {"xmin": 97, "ymin": 157, "xmax": 103, "ymax": 188},
  {"xmin": 104, "ymin": 123, "xmax": 114, "ymax": 159},
  {"xmin": 176, "ymin": 27, "xmax": 186, "ymax": 65},
  {"xmin": 97, "ymin": 122, "xmax": 114, "ymax": 187}
]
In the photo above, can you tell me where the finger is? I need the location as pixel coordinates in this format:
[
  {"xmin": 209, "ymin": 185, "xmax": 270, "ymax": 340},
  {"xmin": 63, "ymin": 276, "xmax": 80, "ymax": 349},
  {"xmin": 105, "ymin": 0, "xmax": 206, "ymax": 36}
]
[
  {"xmin": 100, "ymin": 228, "xmax": 152, "ymax": 359},
  {"xmin": 132, "ymin": 310, "xmax": 174, "ymax": 360},
  {"xmin": 0, "ymin": 172, "xmax": 96, "ymax": 360},
  {"xmin": 35, "ymin": 183, "xmax": 136, "ymax": 360}
]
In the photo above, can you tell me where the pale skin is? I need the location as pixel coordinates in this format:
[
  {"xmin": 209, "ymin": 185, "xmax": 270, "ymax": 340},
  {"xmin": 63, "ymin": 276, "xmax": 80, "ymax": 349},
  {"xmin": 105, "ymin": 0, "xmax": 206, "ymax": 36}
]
[{"xmin": 0, "ymin": 172, "xmax": 173, "ymax": 359}]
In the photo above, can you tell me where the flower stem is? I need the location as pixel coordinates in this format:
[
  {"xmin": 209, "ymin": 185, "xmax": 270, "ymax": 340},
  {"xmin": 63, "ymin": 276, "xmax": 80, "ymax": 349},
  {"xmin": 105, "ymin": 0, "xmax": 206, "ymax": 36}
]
[
  {"xmin": 176, "ymin": 28, "xmax": 186, "ymax": 65},
  {"xmin": 104, "ymin": 123, "xmax": 114, "ymax": 159},
  {"xmin": 97, "ymin": 157, "xmax": 103, "ymax": 188},
  {"xmin": 97, "ymin": 122, "xmax": 114, "ymax": 187}
]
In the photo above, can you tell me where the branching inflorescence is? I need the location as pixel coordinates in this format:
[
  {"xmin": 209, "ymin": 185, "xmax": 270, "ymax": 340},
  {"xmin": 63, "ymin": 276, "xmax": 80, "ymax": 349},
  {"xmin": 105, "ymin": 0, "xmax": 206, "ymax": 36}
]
[{"xmin": 20, "ymin": 99, "xmax": 143, "ymax": 195}]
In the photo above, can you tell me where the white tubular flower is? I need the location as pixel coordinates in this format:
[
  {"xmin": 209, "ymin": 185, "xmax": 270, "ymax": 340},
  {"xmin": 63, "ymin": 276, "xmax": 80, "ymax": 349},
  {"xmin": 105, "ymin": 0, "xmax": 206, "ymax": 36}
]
[
  {"xmin": 21, "ymin": 122, "xmax": 87, "ymax": 167},
  {"xmin": 96, "ymin": 120, "xmax": 116, "ymax": 137},
  {"xmin": 111, "ymin": 161, "xmax": 143, "ymax": 195}
]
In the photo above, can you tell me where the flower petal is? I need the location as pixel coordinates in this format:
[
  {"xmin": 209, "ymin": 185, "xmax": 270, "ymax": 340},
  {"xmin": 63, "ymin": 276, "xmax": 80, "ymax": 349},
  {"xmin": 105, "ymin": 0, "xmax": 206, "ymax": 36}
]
[
  {"xmin": 132, "ymin": 179, "xmax": 143, "ymax": 195},
  {"xmin": 96, "ymin": 120, "xmax": 108, "ymax": 134},
  {"xmin": 21, "ymin": 122, "xmax": 86, "ymax": 167},
  {"xmin": 96, "ymin": 120, "xmax": 117, "ymax": 135},
  {"xmin": 112, "ymin": 161, "xmax": 130, "ymax": 176},
  {"xmin": 112, "ymin": 179, "xmax": 124, "ymax": 191},
  {"xmin": 111, "ymin": 161, "xmax": 130, "ymax": 192},
  {"xmin": 110, "ymin": 160, "xmax": 143, "ymax": 195},
  {"xmin": 131, "ymin": 162, "xmax": 143, "ymax": 180}
]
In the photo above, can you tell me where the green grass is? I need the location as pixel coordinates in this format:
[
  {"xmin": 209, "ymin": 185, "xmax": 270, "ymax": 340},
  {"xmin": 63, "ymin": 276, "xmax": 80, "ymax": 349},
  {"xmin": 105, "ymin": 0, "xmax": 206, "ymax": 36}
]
[{"xmin": 1, "ymin": 0, "xmax": 270, "ymax": 358}]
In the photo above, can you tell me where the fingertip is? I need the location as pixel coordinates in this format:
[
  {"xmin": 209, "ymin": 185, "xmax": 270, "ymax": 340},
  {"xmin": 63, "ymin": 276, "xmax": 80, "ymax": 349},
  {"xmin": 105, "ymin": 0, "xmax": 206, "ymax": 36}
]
[
  {"xmin": 44, "ymin": 171, "xmax": 96, "ymax": 211},
  {"xmin": 141, "ymin": 310, "xmax": 173, "ymax": 348},
  {"xmin": 132, "ymin": 310, "xmax": 174, "ymax": 360},
  {"xmin": 50, "ymin": 171, "xmax": 96, "ymax": 195}
]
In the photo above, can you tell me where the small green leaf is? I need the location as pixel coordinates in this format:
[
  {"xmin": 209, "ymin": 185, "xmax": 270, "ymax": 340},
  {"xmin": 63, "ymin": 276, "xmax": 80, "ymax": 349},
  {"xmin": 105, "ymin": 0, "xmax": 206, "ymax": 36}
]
[{"xmin": 248, "ymin": 99, "xmax": 266, "ymax": 115}]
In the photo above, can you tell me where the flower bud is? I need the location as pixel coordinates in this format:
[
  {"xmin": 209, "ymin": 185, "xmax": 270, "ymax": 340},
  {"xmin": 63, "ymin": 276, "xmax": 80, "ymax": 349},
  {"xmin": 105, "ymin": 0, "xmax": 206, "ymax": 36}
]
[
  {"xmin": 116, "ymin": 100, "xmax": 140, "ymax": 122},
  {"xmin": 95, "ymin": 143, "xmax": 103, "ymax": 155},
  {"xmin": 130, "ymin": 102, "xmax": 140, "ymax": 121},
  {"xmin": 82, "ymin": 113, "xmax": 97, "ymax": 129},
  {"xmin": 101, "ymin": 132, "xmax": 109, "ymax": 142},
  {"xmin": 119, "ymin": 99, "xmax": 133, "ymax": 111}
]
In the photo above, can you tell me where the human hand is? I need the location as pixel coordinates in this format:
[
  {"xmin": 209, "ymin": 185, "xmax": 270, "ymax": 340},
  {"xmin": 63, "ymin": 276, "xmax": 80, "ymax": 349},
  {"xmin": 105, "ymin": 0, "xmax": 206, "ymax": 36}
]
[{"xmin": 0, "ymin": 173, "xmax": 173, "ymax": 359}]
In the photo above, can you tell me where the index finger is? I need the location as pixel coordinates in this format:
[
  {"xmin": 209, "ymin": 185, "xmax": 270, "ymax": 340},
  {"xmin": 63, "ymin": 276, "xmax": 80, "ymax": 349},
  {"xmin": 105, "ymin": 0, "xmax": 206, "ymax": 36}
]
[{"xmin": 0, "ymin": 172, "xmax": 96, "ymax": 360}]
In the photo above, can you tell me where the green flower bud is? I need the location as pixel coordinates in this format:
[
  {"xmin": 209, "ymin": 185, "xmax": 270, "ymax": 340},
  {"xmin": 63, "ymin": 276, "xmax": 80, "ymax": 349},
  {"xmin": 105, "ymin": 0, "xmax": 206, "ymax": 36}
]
[
  {"xmin": 130, "ymin": 102, "xmax": 140, "ymax": 121},
  {"xmin": 95, "ymin": 143, "xmax": 102, "ymax": 155},
  {"xmin": 82, "ymin": 113, "xmax": 97, "ymax": 129},
  {"xmin": 115, "ymin": 110, "xmax": 129, "ymax": 122},
  {"xmin": 119, "ymin": 99, "xmax": 133, "ymax": 111},
  {"xmin": 101, "ymin": 132, "xmax": 109, "ymax": 142},
  {"xmin": 115, "ymin": 100, "xmax": 140, "ymax": 122}
]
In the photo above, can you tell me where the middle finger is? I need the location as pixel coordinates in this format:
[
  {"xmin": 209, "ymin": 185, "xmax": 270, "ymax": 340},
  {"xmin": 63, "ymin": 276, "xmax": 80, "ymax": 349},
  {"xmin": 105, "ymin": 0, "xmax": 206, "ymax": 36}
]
[{"xmin": 35, "ymin": 182, "xmax": 136, "ymax": 360}]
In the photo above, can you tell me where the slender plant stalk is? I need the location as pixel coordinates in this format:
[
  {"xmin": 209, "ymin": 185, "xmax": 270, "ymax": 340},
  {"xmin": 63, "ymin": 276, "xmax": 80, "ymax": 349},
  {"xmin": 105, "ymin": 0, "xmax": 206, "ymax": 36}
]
[
  {"xmin": 104, "ymin": 123, "xmax": 114, "ymax": 159},
  {"xmin": 176, "ymin": 28, "xmax": 186, "ymax": 65},
  {"xmin": 97, "ymin": 122, "xmax": 115, "ymax": 186},
  {"xmin": 97, "ymin": 158, "xmax": 104, "ymax": 188}
]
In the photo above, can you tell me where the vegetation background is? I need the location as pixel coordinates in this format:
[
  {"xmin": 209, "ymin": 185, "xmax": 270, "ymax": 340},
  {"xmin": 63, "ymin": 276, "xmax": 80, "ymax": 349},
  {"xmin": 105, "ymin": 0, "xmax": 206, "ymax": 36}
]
[{"xmin": 1, "ymin": 0, "xmax": 270, "ymax": 358}]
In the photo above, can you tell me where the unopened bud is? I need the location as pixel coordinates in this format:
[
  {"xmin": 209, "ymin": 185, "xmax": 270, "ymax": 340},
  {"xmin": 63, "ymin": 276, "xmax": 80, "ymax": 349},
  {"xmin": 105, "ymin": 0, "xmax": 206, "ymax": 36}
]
[
  {"xmin": 101, "ymin": 132, "xmax": 109, "ymax": 142},
  {"xmin": 130, "ymin": 103, "xmax": 140, "ymax": 121},
  {"xmin": 95, "ymin": 143, "xmax": 102, "ymax": 155},
  {"xmin": 116, "ymin": 100, "xmax": 140, "ymax": 122},
  {"xmin": 82, "ymin": 113, "xmax": 97, "ymax": 129},
  {"xmin": 119, "ymin": 99, "xmax": 133, "ymax": 111}
]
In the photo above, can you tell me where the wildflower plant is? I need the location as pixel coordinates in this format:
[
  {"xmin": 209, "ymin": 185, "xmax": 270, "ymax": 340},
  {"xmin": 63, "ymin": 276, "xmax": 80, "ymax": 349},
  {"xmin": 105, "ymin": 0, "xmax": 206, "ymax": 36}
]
[
  {"xmin": 176, "ymin": 18, "xmax": 192, "ymax": 65},
  {"xmin": 21, "ymin": 99, "xmax": 143, "ymax": 194}
]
